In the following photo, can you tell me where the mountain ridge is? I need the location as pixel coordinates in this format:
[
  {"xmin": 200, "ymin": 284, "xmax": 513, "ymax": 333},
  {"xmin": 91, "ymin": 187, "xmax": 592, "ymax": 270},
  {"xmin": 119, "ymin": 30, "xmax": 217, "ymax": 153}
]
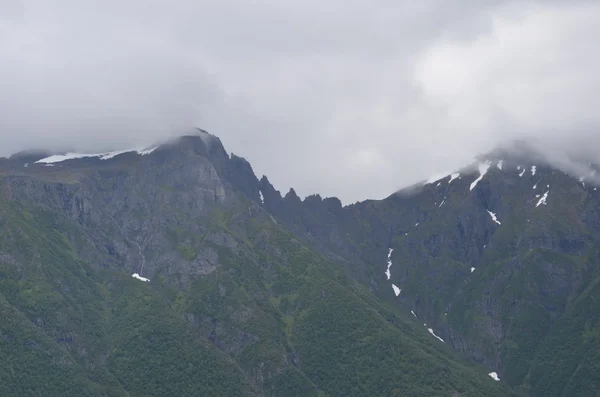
[
  {"xmin": 2, "ymin": 131, "xmax": 600, "ymax": 396},
  {"xmin": 6, "ymin": 129, "xmax": 599, "ymax": 206},
  {"xmin": 0, "ymin": 131, "xmax": 516, "ymax": 396}
]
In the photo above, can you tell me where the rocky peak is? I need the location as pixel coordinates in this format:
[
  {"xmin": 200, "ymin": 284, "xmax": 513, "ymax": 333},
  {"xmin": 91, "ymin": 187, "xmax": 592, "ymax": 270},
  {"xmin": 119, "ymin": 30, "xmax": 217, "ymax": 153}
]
[{"xmin": 283, "ymin": 188, "xmax": 302, "ymax": 203}]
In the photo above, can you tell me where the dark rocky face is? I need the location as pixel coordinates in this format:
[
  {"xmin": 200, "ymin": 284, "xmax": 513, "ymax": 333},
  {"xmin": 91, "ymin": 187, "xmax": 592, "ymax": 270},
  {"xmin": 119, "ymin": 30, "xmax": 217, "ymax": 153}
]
[{"xmin": 1, "ymin": 133, "xmax": 598, "ymax": 396}]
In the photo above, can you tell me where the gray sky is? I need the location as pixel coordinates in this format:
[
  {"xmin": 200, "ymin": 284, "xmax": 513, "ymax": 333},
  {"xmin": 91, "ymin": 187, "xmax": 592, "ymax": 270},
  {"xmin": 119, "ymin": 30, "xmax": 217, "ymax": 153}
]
[{"xmin": 1, "ymin": 0, "xmax": 599, "ymax": 203}]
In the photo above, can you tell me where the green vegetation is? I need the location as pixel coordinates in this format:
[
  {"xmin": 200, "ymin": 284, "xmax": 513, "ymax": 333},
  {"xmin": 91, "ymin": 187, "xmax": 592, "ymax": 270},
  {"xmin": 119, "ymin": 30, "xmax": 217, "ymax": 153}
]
[
  {"xmin": 0, "ymin": 188, "xmax": 514, "ymax": 396},
  {"xmin": 5, "ymin": 143, "xmax": 600, "ymax": 397}
]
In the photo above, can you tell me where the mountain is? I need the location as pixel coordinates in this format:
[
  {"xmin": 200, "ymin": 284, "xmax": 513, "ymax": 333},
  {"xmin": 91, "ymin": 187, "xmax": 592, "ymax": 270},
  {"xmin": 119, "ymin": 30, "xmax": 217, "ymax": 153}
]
[
  {"xmin": 253, "ymin": 150, "xmax": 600, "ymax": 397},
  {"xmin": 3, "ymin": 130, "xmax": 600, "ymax": 396},
  {"xmin": 0, "ymin": 131, "xmax": 514, "ymax": 397}
]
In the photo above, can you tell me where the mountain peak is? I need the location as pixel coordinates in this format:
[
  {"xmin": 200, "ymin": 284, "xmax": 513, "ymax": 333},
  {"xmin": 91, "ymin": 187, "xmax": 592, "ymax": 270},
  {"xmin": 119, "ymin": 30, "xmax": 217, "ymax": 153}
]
[
  {"xmin": 0, "ymin": 128, "xmax": 228, "ymax": 169},
  {"xmin": 416, "ymin": 139, "xmax": 600, "ymax": 194}
]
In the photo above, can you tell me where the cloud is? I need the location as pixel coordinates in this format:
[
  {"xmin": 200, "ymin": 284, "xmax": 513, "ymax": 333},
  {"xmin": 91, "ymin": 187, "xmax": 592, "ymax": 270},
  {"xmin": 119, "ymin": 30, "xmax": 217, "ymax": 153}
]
[
  {"xmin": 1, "ymin": 1, "xmax": 599, "ymax": 203},
  {"xmin": 410, "ymin": 1, "xmax": 600, "ymax": 188},
  {"xmin": 414, "ymin": 1, "xmax": 600, "ymax": 148}
]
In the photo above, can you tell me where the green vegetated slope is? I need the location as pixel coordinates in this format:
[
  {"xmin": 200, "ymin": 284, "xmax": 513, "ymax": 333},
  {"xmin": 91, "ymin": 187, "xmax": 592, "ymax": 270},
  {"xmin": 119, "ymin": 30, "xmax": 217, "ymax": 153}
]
[
  {"xmin": 404, "ymin": 165, "xmax": 600, "ymax": 397},
  {"xmin": 526, "ymin": 272, "xmax": 600, "ymax": 397},
  {"xmin": 286, "ymin": 160, "xmax": 600, "ymax": 397},
  {"xmin": 7, "ymin": 134, "xmax": 600, "ymax": 397},
  {"xmin": 0, "ymin": 196, "xmax": 254, "ymax": 397},
  {"xmin": 255, "ymin": 154, "xmax": 600, "ymax": 396},
  {"xmin": 0, "ymin": 178, "xmax": 513, "ymax": 397}
]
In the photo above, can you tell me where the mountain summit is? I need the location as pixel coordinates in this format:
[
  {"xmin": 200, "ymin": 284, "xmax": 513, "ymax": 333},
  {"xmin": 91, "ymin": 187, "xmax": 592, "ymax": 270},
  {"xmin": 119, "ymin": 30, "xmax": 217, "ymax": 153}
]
[{"xmin": 1, "ymin": 131, "xmax": 599, "ymax": 396}]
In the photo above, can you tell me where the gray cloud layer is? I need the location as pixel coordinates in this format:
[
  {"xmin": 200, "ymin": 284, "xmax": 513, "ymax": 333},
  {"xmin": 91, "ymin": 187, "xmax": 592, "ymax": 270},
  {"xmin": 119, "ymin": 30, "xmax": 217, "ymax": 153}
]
[{"xmin": 1, "ymin": 0, "xmax": 599, "ymax": 203}]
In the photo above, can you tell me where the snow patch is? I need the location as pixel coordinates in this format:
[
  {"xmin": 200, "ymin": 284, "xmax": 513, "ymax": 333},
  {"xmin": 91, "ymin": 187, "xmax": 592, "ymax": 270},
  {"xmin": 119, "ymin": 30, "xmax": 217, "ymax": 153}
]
[
  {"xmin": 100, "ymin": 149, "xmax": 137, "ymax": 160},
  {"xmin": 439, "ymin": 199, "xmax": 445, "ymax": 208},
  {"xmin": 259, "ymin": 190, "xmax": 265, "ymax": 204},
  {"xmin": 487, "ymin": 210, "xmax": 501, "ymax": 225},
  {"xmin": 392, "ymin": 284, "xmax": 401, "ymax": 296},
  {"xmin": 139, "ymin": 147, "xmax": 157, "ymax": 155},
  {"xmin": 428, "ymin": 328, "xmax": 445, "ymax": 343},
  {"xmin": 426, "ymin": 173, "xmax": 448, "ymax": 184},
  {"xmin": 497, "ymin": 160, "xmax": 503, "ymax": 170},
  {"xmin": 132, "ymin": 273, "xmax": 150, "ymax": 282},
  {"xmin": 423, "ymin": 171, "xmax": 459, "ymax": 186},
  {"xmin": 519, "ymin": 169, "xmax": 526, "ymax": 177},
  {"xmin": 411, "ymin": 310, "xmax": 417, "ymax": 318},
  {"xmin": 385, "ymin": 248, "xmax": 393, "ymax": 280},
  {"xmin": 531, "ymin": 165, "xmax": 537, "ymax": 176},
  {"xmin": 470, "ymin": 162, "xmax": 491, "ymax": 191},
  {"xmin": 36, "ymin": 147, "xmax": 156, "ymax": 164},
  {"xmin": 536, "ymin": 191, "xmax": 549, "ymax": 207},
  {"xmin": 471, "ymin": 267, "xmax": 476, "ymax": 273},
  {"xmin": 488, "ymin": 372, "xmax": 500, "ymax": 381}
]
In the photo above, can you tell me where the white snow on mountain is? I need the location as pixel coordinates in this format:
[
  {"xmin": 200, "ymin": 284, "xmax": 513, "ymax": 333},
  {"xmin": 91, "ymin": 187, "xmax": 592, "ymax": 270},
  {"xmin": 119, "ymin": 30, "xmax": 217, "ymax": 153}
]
[
  {"xmin": 470, "ymin": 161, "xmax": 492, "ymax": 191},
  {"xmin": 35, "ymin": 147, "xmax": 157, "ymax": 164},
  {"xmin": 487, "ymin": 210, "xmax": 501, "ymax": 225},
  {"xmin": 132, "ymin": 273, "xmax": 150, "ymax": 282},
  {"xmin": 536, "ymin": 191, "xmax": 549, "ymax": 207},
  {"xmin": 428, "ymin": 328, "xmax": 445, "ymax": 343},
  {"xmin": 385, "ymin": 248, "xmax": 394, "ymax": 280}
]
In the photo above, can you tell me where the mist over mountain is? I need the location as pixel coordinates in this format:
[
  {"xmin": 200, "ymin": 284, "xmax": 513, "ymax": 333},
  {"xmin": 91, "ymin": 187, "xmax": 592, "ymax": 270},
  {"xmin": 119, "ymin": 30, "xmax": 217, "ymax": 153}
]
[
  {"xmin": 9, "ymin": 129, "xmax": 600, "ymax": 204},
  {"xmin": 2, "ymin": 1, "xmax": 600, "ymax": 395},
  {"xmin": 2, "ymin": 0, "xmax": 599, "ymax": 203}
]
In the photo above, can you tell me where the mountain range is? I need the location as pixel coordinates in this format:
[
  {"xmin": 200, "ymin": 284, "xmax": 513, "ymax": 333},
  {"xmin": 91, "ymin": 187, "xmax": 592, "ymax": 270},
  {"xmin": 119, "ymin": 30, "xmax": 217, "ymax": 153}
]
[{"xmin": 1, "ymin": 129, "xmax": 599, "ymax": 396}]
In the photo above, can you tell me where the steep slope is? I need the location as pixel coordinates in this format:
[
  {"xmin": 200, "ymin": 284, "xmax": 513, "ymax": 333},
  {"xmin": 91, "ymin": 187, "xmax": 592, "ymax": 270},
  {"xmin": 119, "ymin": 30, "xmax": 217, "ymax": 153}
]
[
  {"xmin": 0, "ymin": 132, "xmax": 513, "ymax": 397},
  {"xmin": 254, "ymin": 153, "xmax": 600, "ymax": 396}
]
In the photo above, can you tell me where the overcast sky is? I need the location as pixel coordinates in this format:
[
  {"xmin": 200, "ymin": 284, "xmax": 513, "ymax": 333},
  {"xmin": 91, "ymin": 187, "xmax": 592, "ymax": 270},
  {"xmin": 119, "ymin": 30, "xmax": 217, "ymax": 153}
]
[{"xmin": 1, "ymin": 0, "xmax": 599, "ymax": 203}]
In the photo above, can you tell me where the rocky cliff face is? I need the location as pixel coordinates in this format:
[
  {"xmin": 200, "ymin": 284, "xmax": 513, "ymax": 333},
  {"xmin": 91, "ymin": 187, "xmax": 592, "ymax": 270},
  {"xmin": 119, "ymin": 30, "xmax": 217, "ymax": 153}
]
[
  {"xmin": 0, "ymin": 131, "xmax": 517, "ymax": 397},
  {"xmin": 3, "ymin": 131, "xmax": 600, "ymax": 396},
  {"xmin": 250, "ymin": 154, "xmax": 600, "ymax": 396},
  {"xmin": 3, "ymin": 134, "xmax": 242, "ymax": 282}
]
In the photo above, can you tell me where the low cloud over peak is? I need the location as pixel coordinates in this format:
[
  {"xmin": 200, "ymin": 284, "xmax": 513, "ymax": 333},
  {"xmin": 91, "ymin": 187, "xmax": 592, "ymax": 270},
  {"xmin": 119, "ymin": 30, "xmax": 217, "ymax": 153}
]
[{"xmin": 1, "ymin": 0, "xmax": 599, "ymax": 204}]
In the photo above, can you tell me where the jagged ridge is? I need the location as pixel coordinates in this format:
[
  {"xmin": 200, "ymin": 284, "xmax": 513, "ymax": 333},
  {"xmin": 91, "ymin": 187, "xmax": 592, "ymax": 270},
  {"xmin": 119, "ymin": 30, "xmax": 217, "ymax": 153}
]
[{"xmin": 0, "ymin": 131, "xmax": 516, "ymax": 396}]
